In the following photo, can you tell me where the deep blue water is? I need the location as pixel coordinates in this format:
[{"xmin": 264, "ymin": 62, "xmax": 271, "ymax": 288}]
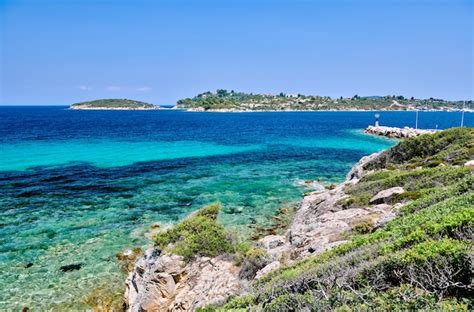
[{"xmin": 0, "ymin": 107, "xmax": 472, "ymax": 309}]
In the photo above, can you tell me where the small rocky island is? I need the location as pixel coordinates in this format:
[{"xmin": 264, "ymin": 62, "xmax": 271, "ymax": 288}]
[{"xmin": 70, "ymin": 99, "xmax": 159, "ymax": 110}]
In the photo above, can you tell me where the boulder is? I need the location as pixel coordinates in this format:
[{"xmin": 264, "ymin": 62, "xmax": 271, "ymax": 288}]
[
  {"xmin": 346, "ymin": 152, "xmax": 381, "ymax": 181},
  {"xmin": 125, "ymin": 251, "xmax": 242, "ymax": 312},
  {"xmin": 369, "ymin": 187, "xmax": 405, "ymax": 205},
  {"xmin": 464, "ymin": 160, "xmax": 474, "ymax": 169},
  {"xmin": 255, "ymin": 261, "xmax": 281, "ymax": 280},
  {"xmin": 257, "ymin": 235, "xmax": 289, "ymax": 261},
  {"xmin": 258, "ymin": 235, "xmax": 285, "ymax": 250}
]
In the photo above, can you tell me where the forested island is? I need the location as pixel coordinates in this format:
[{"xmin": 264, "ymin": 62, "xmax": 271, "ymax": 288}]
[
  {"xmin": 177, "ymin": 90, "xmax": 471, "ymax": 112},
  {"xmin": 70, "ymin": 99, "xmax": 158, "ymax": 110}
]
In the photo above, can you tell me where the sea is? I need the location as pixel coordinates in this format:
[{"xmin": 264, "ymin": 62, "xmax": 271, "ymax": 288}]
[{"xmin": 0, "ymin": 107, "xmax": 472, "ymax": 310}]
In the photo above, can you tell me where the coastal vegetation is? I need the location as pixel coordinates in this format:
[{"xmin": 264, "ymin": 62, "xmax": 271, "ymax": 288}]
[
  {"xmin": 154, "ymin": 204, "xmax": 233, "ymax": 262},
  {"xmin": 153, "ymin": 203, "xmax": 272, "ymax": 277},
  {"xmin": 177, "ymin": 90, "xmax": 470, "ymax": 112},
  {"xmin": 195, "ymin": 127, "xmax": 474, "ymax": 311},
  {"xmin": 70, "ymin": 99, "xmax": 157, "ymax": 110}
]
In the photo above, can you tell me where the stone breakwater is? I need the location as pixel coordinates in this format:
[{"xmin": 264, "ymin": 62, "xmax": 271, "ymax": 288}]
[
  {"xmin": 124, "ymin": 151, "xmax": 407, "ymax": 311},
  {"xmin": 365, "ymin": 125, "xmax": 437, "ymax": 138}
]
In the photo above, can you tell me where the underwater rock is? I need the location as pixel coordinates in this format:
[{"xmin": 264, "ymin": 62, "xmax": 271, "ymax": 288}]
[{"xmin": 59, "ymin": 263, "xmax": 83, "ymax": 272}]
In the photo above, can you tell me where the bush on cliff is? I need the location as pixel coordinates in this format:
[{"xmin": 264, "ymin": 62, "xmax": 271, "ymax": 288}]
[{"xmin": 154, "ymin": 203, "xmax": 233, "ymax": 262}]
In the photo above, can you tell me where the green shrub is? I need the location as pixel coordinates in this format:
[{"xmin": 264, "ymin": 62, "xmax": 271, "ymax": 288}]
[
  {"xmin": 263, "ymin": 291, "xmax": 315, "ymax": 312},
  {"xmin": 351, "ymin": 217, "xmax": 374, "ymax": 234},
  {"xmin": 154, "ymin": 204, "xmax": 232, "ymax": 262},
  {"xmin": 238, "ymin": 247, "xmax": 269, "ymax": 280},
  {"xmin": 365, "ymin": 127, "xmax": 474, "ymax": 170},
  {"xmin": 223, "ymin": 294, "xmax": 257, "ymax": 309}
]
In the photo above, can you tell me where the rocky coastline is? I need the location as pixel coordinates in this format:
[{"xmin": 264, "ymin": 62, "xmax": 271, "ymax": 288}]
[{"xmin": 123, "ymin": 150, "xmax": 404, "ymax": 311}]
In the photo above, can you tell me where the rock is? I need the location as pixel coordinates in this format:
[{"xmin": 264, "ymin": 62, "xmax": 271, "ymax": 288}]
[
  {"xmin": 257, "ymin": 235, "xmax": 289, "ymax": 261},
  {"xmin": 369, "ymin": 187, "xmax": 405, "ymax": 205},
  {"xmin": 125, "ymin": 252, "xmax": 243, "ymax": 312},
  {"xmin": 371, "ymin": 204, "xmax": 397, "ymax": 228},
  {"xmin": 59, "ymin": 263, "xmax": 83, "ymax": 272},
  {"xmin": 259, "ymin": 235, "xmax": 285, "ymax": 250},
  {"xmin": 346, "ymin": 152, "xmax": 381, "ymax": 181},
  {"xmin": 464, "ymin": 160, "xmax": 474, "ymax": 169},
  {"xmin": 255, "ymin": 261, "xmax": 281, "ymax": 280},
  {"xmin": 298, "ymin": 180, "xmax": 326, "ymax": 192},
  {"xmin": 172, "ymin": 256, "xmax": 242, "ymax": 310},
  {"xmin": 150, "ymin": 222, "xmax": 161, "ymax": 229}
]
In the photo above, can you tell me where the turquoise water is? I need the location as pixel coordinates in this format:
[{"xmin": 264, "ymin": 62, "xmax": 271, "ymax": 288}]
[{"xmin": 1, "ymin": 108, "xmax": 470, "ymax": 310}]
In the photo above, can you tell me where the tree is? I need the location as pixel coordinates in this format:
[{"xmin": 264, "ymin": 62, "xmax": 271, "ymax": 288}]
[{"xmin": 216, "ymin": 89, "xmax": 229, "ymax": 97}]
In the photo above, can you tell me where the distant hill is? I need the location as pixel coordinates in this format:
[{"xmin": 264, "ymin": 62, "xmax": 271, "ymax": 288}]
[
  {"xmin": 177, "ymin": 90, "xmax": 470, "ymax": 112},
  {"xmin": 70, "ymin": 99, "xmax": 158, "ymax": 110}
]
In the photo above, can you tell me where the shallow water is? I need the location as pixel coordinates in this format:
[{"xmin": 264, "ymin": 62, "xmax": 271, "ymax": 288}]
[{"xmin": 0, "ymin": 108, "xmax": 471, "ymax": 310}]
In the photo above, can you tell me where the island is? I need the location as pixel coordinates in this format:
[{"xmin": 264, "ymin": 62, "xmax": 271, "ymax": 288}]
[
  {"xmin": 70, "ymin": 99, "xmax": 159, "ymax": 110},
  {"xmin": 177, "ymin": 89, "xmax": 471, "ymax": 112}
]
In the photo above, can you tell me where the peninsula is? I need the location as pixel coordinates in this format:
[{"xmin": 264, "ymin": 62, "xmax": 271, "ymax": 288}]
[
  {"xmin": 70, "ymin": 99, "xmax": 159, "ymax": 110},
  {"xmin": 177, "ymin": 90, "xmax": 470, "ymax": 112}
]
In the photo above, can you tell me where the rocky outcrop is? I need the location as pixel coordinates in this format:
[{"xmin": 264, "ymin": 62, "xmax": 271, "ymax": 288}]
[
  {"xmin": 365, "ymin": 125, "xmax": 437, "ymax": 138},
  {"xmin": 346, "ymin": 152, "xmax": 381, "ymax": 181},
  {"xmin": 262, "ymin": 152, "xmax": 401, "ymax": 260},
  {"xmin": 125, "ymin": 249, "xmax": 243, "ymax": 312},
  {"xmin": 369, "ymin": 187, "xmax": 405, "ymax": 205}
]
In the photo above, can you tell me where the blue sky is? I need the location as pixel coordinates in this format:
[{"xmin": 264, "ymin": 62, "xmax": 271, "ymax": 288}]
[{"xmin": 0, "ymin": 0, "xmax": 472, "ymax": 105}]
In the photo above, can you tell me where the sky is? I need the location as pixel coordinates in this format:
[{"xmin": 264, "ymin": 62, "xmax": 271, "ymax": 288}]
[{"xmin": 0, "ymin": 0, "xmax": 472, "ymax": 105}]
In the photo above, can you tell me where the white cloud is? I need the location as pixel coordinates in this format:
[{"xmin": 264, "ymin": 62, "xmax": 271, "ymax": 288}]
[{"xmin": 77, "ymin": 85, "xmax": 92, "ymax": 91}]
